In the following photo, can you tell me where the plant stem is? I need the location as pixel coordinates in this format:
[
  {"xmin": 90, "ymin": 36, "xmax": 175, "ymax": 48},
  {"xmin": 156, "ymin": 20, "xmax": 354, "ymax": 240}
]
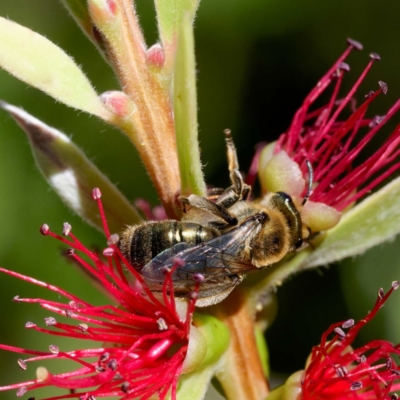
[
  {"xmin": 174, "ymin": 12, "xmax": 206, "ymax": 197},
  {"xmin": 212, "ymin": 288, "xmax": 269, "ymax": 400}
]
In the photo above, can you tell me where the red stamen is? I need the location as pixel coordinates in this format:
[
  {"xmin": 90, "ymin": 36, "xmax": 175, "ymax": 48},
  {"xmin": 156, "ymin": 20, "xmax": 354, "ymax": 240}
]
[
  {"xmin": 274, "ymin": 40, "xmax": 400, "ymax": 211},
  {"xmin": 302, "ymin": 282, "xmax": 400, "ymax": 399},
  {"xmin": 0, "ymin": 189, "xmax": 198, "ymax": 400},
  {"xmin": 285, "ymin": 41, "xmax": 359, "ymax": 153}
]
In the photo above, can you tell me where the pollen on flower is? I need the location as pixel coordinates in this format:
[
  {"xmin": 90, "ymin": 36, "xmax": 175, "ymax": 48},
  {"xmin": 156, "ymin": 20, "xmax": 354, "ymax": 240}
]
[
  {"xmin": 62, "ymin": 222, "xmax": 72, "ymax": 236},
  {"xmin": 0, "ymin": 188, "xmax": 198, "ymax": 400},
  {"xmin": 302, "ymin": 281, "xmax": 400, "ymax": 399},
  {"xmin": 36, "ymin": 366, "xmax": 50, "ymax": 381},
  {"xmin": 263, "ymin": 38, "xmax": 400, "ymax": 212},
  {"xmin": 40, "ymin": 223, "xmax": 50, "ymax": 236}
]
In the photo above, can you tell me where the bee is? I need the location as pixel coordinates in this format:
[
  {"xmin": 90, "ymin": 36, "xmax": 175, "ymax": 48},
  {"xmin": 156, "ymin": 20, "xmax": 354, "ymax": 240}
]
[{"xmin": 120, "ymin": 130, "xmax": 311, "ymax": 307}]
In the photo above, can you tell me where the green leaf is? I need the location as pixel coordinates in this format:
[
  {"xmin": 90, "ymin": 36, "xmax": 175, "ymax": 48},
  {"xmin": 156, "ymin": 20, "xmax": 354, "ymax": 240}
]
[
  {"xmin": 177, "ymin": 365, "xmax": 217, "ymax": 400},
  {"xmin": 267, "ymin": 371, "xmax": 304, "ymax": 400},
  {"xmin": 255, "ymin": 326, "xmax": 269, "ymax": 378},
  {"xmin": 339, "ymin": 239, "xmax": 400, "ymax": 345},
  {"xmin": 155, "ymin": 0, "xmax": 200, "ymax": 44},
  {"xmin": 303, "ymin": 176, "xmax": 400, "ymax": 269},
  {"xmin": 61, "ymin": 0, "xmax": 94, "ymax": 39},
  {"xmin": 176, "ymin": 313, "xmax": 230, "ymax": 400},
  {"xmin": 61, "ymin": 0, "xmax": 112, "ymax": 63},
  {"xmin": 1, "ymin": 102, "xmax": 141, "ymax": 233},
  {"xmin": 204, "ymin": 385, "xmax": 226, "ymax": 400},
  {"xmin": 244, "ymin": 248, "xmax": 311, "ymax": 296},
  {"xmin": 154, "ymin": 0, "xmax": 201, "ymax": 80},
  {"xmin": 0, "ymin": 17, "xmax": 113, "ymax": 122},
  {"xmin": 174, "ymin": 13, "xmax": 206, "ymax": 197},
  {"xmin": 192, "ymin": 313, "xmax": 230, "ymax": 368}
]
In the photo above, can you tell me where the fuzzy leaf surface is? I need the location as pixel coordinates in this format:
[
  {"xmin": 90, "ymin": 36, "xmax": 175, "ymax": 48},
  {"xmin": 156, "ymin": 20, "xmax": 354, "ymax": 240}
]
[
  {"xmin": 0, "ymin": 17, "xmax": 112, "ymax": 122},
  {"xmin": 1, "ymin": 102, "xmax": 141, "ymax": 233},
  {"xmin": 174, "ymin": 13, "xmax": 206, "ymax": 197},
  {"xmin": 178, "ymin": 313, "xmax": 229, "ymax": 400},
  {"xmin": 61, "ymin": 0, "xmax": 96, "ymax": 41},
  {"xmin": 303, "ymin": 176, "xmax": 400, "ymax": 268},
  {"xmin": 177, "ymin": 365, "xmax": 217, "ymax": 400},
  {"xmin": 155, "ymin": 0, "xmax": 200, "ymax": 44}
]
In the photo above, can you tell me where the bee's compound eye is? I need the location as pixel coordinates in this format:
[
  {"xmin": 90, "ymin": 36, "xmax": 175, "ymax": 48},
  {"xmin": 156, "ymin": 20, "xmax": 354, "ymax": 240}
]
[{"xmin": 276, "ymin": 192, "xmax": 292, "ymax": 203}]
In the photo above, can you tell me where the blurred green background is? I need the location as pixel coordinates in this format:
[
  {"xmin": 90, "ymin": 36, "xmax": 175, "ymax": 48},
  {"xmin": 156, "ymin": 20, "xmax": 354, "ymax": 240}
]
[{"xmin": 0, "ymin": 0, "xmax": 400, "ymax": 398}]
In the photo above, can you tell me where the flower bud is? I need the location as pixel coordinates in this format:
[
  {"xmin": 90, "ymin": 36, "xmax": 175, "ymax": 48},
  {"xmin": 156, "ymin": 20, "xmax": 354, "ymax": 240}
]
[
  {"xmin": 146, "ymin": 43, "xmax": 165, "ymax": 69},
  {"xmin": 261, "ymin": 150, "xmax": 305, "ymax": 197},
  {"xmin": 100, "ymin": 90, "xmax": 136, "ymax": 119},
  {"xmin": 301, "ymin": 200, "xmax": 341, "ymax": 232}
]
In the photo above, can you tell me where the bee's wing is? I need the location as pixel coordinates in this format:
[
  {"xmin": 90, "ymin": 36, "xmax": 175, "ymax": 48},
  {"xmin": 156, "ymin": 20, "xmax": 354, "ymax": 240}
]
[{"xmin": 141, "ymin": 213, "xmax": 264, "ymax": 286}]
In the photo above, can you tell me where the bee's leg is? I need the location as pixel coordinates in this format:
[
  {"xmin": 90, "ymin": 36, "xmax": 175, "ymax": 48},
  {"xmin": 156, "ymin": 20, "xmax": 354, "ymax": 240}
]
[
  {"xmin": 224, "ymin": 129, "xmax": 239, "ymax": 175},
  {"xmin": 216, "ymin": 178, "xmax": 251, "ymax": 209},
  {"xmin": 241, "ymin": 185, "xmax": 251, "ymax": 200},
  {"xmin": 224, "ymin": 129, "xmax": 241, "ymax": 191},
  {"xmin": 208, "ymin": 185, "xmax": 248, "ymax": 210},
  {"xmin": 223, "ymin": 129, "xmax": 251, "ymax": 203},
  {"xmin": 207, "ymin": 187, "xmax": 225, "ymax": 196},
  {"xmin": 215, "ymin": 187, "xmax": 239, "ymax": 208},
  {"xmin": 180, "ymin": 195, "xmax": 238, "ymax": 226},
  {"xmin": 206, "ymin": 187, "xmax": 225, "ymax": 202}
]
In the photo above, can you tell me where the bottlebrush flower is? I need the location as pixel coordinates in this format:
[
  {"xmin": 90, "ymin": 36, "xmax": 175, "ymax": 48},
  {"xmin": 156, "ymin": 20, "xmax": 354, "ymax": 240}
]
[
  {"xmin": 301, "ymin": 281, "xmax": 400, "ymax": 399},
  {"xmin": 1, "ymin": 0, "xmax": 400, "ymax": 396},
  {"xmin": 0, "ymin": 188, "xmax": 201, "ymax": 400},
  {"xmin": 268, "ymin": 282, "xmax": 400, "ymax": 400},
  {"xmin": 258, "ymin": 38, "xmax": 400, "ymax": 232}
]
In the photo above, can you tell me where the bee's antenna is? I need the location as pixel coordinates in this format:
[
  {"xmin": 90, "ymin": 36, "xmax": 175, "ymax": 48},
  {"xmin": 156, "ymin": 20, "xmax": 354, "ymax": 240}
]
[{"xmin": 302, "ymin": 160, "xmax": 313, "ymax": 206}]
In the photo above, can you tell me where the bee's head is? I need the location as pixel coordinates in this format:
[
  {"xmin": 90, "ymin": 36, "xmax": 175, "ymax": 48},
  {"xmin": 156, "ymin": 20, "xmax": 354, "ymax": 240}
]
[{"xmin": 261, "ymin": 192, "xmax": 306, "ymax": 251}]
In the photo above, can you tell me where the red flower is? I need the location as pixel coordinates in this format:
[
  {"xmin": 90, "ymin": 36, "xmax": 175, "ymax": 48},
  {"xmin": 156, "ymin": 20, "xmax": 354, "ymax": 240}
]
[
  {"xmin": 270, "ymin": 38, "xmax": 400, "ymax": 212},
  {"xmin": 302, "ymin": 281, "xmax": 400, "ymax": 399},
  {"xmin": 0, "ymin": 188, "xmax": 198, "ymax": 400}
]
